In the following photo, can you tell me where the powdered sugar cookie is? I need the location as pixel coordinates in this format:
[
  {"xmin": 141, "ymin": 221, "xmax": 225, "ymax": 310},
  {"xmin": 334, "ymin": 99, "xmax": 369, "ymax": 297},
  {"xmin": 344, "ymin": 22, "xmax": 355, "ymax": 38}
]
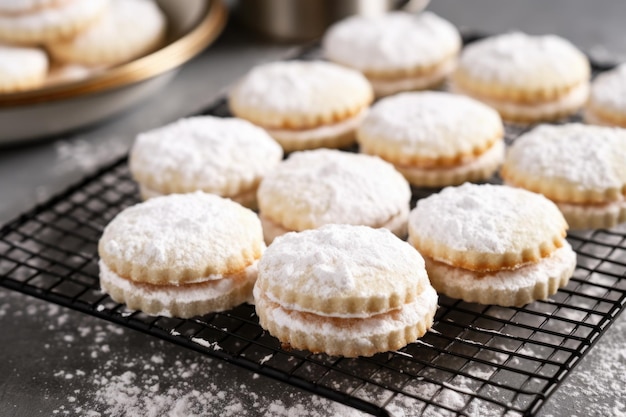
[
  {"xmin": 0, "ymin": 0, "xmax": 108, "ymax": 45},
  {"xmin": 129, "ymin": 116, "xmax": 283, "ymax": 209},
  {"xmin": 98, "ymin": 192, "xmax": 264, "ymax": 317},
  {"xmin": 48, "ymin": 0, "xmax": 165, "ymax": 66},
  {"xmin": 254, "ymin": 224, "xmax": 438, "ymax": 357},
  {"xmin": 408, "ymin": 183, "xmax": 575, "ymax": 306},
  {"xmin": 323, "ymin": 11, "xmax": 460, "ymax": 98},
  {"xmin": 451, "ymin": 32, "xmax": 590, "ymax": 123},
  {"xmin": 257, "ymin": 149, "xmax": 411, "ymax": 243},
  {"xmin": 357, "ymin": 91, "xmax": 504, "ymax": 187},
  {"xmin": 228, "ymin": 60, "xmax": 373, "ymax": 152},
  {"xmin": 501, "ymin": 123, "xmax": 626, "ymax": 230},
  {"xmin": 585, "ymin": 63, "xmax": 626, "ymax": 128},
  {"xmin": 0, "ymin": 44, "xmax": 48, "ymax": 93}
]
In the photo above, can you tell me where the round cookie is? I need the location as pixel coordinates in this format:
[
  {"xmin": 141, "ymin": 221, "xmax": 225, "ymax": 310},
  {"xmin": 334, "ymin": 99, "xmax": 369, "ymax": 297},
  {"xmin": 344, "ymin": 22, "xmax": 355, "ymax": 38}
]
[
  {"xmin": 451, "ymin": 32, "xmax": 590, "ymax": 123},
  {"xmin": 0, "ymin": 44, "xmax": 48, "ymax": 93},
  {"xmin": 501, "ymin": 123, "xmax": 626, "ymax": 230},
  {"xmin": 408, "ymin": 183, "xmax": 575, "ymax": 306},
  {"xmin": 256, "ymin": 149, "xmax": 411, "ymax": 243},
  {"xmin": 48, "ymin": 0, "xmax": 166, "ymax": 66},
  {"xmin": 0, "ymin": 0, "xmax": 108, "ymax": 45},
  {"xmin": 253, "ymin": 224, "xmax": 438, "ymax": 357},
  {"xmin": 228, "ymin": 60, "xmax": 373, "ymax": 152},
  {"xmin": 585, "ymin": 63, "xmax": 626, "ymax": 128},
  {"xmin": 323, "ymin": 11, "xmax": 461, "ymax": 98},
  {"xmin": 129, "ymin": 116, "xmax": 283, "ymax": 209},
  {"xmin": 357, "ymin": 91, "xmax": 504, "ymax": 187},
  {"xmin": 98, "ymin": 192, "xmax": 264, "ymax": 317}
]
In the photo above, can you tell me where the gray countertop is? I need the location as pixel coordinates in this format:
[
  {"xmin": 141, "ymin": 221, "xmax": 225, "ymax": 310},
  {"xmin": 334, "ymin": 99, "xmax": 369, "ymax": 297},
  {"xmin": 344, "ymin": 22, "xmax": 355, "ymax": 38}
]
[{"xmin": 1, "ymin": 1, "xmax": 625, "ymax": 416}]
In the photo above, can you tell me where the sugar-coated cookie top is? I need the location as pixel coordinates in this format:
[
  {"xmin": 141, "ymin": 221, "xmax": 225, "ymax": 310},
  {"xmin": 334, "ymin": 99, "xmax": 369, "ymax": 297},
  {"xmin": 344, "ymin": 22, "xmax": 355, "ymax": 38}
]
[
  {"xmin": 502, "ymin": 123, "xmax": 626, "ymax": 203},
  {"xmin": 456, "ymin": 32, "xmax": 589, "ymax": 92},
  {"xmin": 257, "ymin": 149, "xmax": 410, "ymax": 231},
  {"xmin": 357, "ymin": 92, "xmax": 503, "ymax": 163},
  {"xmin": 130, "ymin": 116, "xmax": 283, "ymax": 195},
  {"xmin": 409, "ymin": 183, "xmax": 568, "ymax": 271},
  {"xmin": 99, "ymin": 192, "xmax": 264, "ymax": 285},
  {"xmin": 0, "ymin": 44, "xmax": 47, "ymax": 78},
  {"xmin": 256, "ymin": 224, "xmax": 430, "ymax": 317},
  {"xmin": 323, "ymin": 11, "xmax": 460, "ymax": 74},
  {"xmin": 228, "ymin": 60, "xmax": 372, "ymax": 127},
  {"xmin": 589, "ymin": 63, "xmax": 626, "ymax": 114}
]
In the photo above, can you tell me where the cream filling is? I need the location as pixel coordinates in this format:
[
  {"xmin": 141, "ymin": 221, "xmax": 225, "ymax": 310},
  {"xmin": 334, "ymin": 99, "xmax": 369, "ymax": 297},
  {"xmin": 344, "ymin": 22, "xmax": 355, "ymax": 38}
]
[
  {"xmin": 398, "ymin": 139, "xmax": 504, "ymax": 178},
  {"xmin": 99, "ymin": 260, "xmax": 258, "ymax": 317},
  {"xmin": 259, "ymin": 207, "xmax": 409, "ymax": 245},
  {"xmin": 265, "ymin": 108, "xmax": 367, "ymax": 143},
  {"xmin": 452, "ymin": 82, "xmax": 589, "ymax": 119},
  {"xmin": 369, "ymin": 58, "xmax": 456, "ymax": 97},
  {"xmin": 254, "ymin": 284, "xmax": 438, "ymax": 337}
]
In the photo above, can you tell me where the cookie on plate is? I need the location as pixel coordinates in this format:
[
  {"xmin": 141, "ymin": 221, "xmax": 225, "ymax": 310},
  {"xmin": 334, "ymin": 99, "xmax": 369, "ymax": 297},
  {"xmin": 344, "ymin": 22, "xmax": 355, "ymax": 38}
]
[
  {"xmin": 98, "ymin": 192, "xmax": 264, "ymax": 318},
  {"xmin": 585, "ymin": 63, "xmax": 626, "ymax": 128},
  {"xmin": 48, "ymin": 0, "xmax": 166, "ymax": 66},
  {"xmin": 254, "ymin": 224, "xmax": 438, "ymax": 357},
  {"xmin": 408, "ymin": 183, "xmax": 576, "ymax": 306},
  {"xmin": 257, "ymin": 149, "xmax": 411, "ymax": 243},
  {"xmin": 228, "ymin": 60, "xmax": 373, "ymax": 152},
  {"xmin": 501, "ymin": 123, "xmax": 626, "ymax": 230},
  {"xmin": 451, "ymin": 32, "xmax": 590, "ymax": 123},
  {"xmin": 322, "ymin": 11, "xmax": 461, "ymax": 98},
  {"xmin": 0, "ymin": 44, "xmax": 48, "ymax": 93},
  {"xmin": 357, "ymin": 91, "xmax": 504, "ymax": 187},
  {"xmin": 129, "ymin": 116, "xmax": 283, "ymax": 209},
  {"xmin": 0, "ymin": 0, "xmax": 108, "ymax": 45}
]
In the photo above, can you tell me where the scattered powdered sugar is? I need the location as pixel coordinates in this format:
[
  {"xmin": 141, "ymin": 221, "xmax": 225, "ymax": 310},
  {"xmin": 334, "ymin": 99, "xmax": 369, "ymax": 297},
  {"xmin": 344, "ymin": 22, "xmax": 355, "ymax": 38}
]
[
  {"xmin": 1, "ymin": 289, "xmax": 367, "ymax": 416},
  {"xmin": 55, "ymin": 136, "xmax": 129, "ymax": 174},
  {"xmin": 323, "ymin": 11, "xmax": 460, "ymax": 73}
]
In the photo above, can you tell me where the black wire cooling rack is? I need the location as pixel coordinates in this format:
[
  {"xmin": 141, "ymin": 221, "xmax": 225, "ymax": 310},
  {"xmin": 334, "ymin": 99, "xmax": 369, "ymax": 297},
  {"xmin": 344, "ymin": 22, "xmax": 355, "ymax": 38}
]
[{"xmin": 1, "ymin": 42, "xmax": 626, "ymax": 417}]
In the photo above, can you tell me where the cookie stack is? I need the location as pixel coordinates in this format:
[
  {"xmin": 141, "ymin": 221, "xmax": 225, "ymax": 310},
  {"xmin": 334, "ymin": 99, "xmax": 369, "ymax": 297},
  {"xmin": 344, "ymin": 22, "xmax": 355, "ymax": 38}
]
[{"xmin": 0, "ymin": 0, "xmax": 166, "ymax": 92}]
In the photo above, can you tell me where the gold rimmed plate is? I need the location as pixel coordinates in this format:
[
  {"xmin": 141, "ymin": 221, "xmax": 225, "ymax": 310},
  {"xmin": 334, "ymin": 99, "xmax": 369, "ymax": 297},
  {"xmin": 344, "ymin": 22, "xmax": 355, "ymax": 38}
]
[{"xmin": 0, "ymin": 0, "xmax": 227, "ymax": 145}]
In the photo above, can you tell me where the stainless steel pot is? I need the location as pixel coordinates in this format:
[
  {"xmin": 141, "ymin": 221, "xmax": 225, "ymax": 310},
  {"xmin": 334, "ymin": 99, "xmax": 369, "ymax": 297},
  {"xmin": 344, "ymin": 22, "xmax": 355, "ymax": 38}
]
[{"xmin": 234, "ymin": 0, "xmax": 430, "ymax": 41}]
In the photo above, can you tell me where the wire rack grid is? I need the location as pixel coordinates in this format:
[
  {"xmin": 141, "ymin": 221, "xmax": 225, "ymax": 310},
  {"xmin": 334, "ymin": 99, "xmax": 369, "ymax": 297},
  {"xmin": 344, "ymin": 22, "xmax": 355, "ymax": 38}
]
[{"xmin": 1, "ymin": 46, "xmax": 626, "ymax": 417}]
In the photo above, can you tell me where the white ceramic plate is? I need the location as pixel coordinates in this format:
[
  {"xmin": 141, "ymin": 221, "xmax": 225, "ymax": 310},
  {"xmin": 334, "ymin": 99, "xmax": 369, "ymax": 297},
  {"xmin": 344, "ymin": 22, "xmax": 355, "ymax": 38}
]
[{"xmin": 0, "ymin": 0, "xmax": 227, "ymax": 145}]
